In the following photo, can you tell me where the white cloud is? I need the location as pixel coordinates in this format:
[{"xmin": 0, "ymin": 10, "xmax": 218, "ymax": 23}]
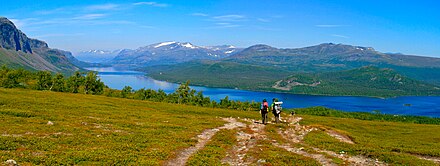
[
  {"xmin": 257, "ymin": 18, "xmax": 270, "ymax": 22},
  {"xmin": 215, "ymin": 22, "xmax": 231, "ymax": 25},
  {"xmin": 316, "ymin": 24, "xmax": 350, "ymax": 28},
  {"xmin": 85, "ymin": 4, "xmax": 120, "ymax": 10},
  {"xmin": 207, "ymin": 22, "xmax": 241, "ymax": 29},
  {"xmin": 35, "ymin": 7, "xmax": 70, "ymax": 15},
  {"xmin": 139, "ymin": 25, "xmax": 157, "ymax": 29},
  {"xmin": 254, "ymin": 26, "xmax": 281, "ymax": 31},
  {"xmin": 89, "ymin": 20, "xmax": 136, "ymax": 25},
  {"xmin": 9, "ymin": 19, "xmax": 24, "ymax": 28},
  {"xmin": 133, "ymin": 2, "xmax": 168, "ymax": 7},
  {"xmin": 73, "ymin": 14, "xmax": 107, "ymax": 20},
  {"xmin": 33, "ymin": 33, "xmax": 85, "ymax": 38},
  {"xmin": 212, "ymin": 15, "xmax": 246, "ymax": 22},
  {"xmin": 191, "ymin": 13, "xmax": 209, "ymax": 17},
  {"xmin": 331, "ymin": 34, "xmax": 349, "ymax": 38},
  {"xmin": 8, "ymin": 18, "xmax": 38, "ymax": 28}
]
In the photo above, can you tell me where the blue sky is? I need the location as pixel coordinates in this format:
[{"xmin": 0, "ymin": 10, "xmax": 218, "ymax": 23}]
[{"xmin": 1, "ymin": 0, "xmax": 439, "ymax": 57}]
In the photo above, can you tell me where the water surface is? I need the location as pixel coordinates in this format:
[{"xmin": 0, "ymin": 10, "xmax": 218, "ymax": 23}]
[{"xmin": 87, "ymin": 67, "xmax": 440, "ymax": 117}]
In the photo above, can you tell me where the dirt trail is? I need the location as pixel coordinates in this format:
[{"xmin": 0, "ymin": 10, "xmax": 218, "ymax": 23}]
[
  {"xmin": 165, "ymin": 117, "xmax": 245, "ymax": 166},
  {"xmin": 165, "ymin": 115, "xmax": 392, "ymax": 166},
  {"xmin": 272, "ymin": 142, "xmax": 337, "ymax": 166},
  {"xmin": 311, "ymin": 147, "xmax": 386, "ymax": 166},
  {"xmin": 274, "ymin": 116, "xmax": 337, "ymax": 166},
  {"xmin": 416, "ymin": 155, "xmax": 440, "ymax": 165},
  {"xmin": 222, "ymin": 119, "xmax": 267, "ymax": 165},
  {"xmin": 279, "ymin": 115, "xmax": 387, "ymax": 166}
]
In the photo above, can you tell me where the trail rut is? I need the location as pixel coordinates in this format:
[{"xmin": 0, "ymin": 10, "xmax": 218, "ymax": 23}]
[
  {"xmin": 278, "ymin": 115, "xmax": 387, "ymax": 166},
  {"xmin": 165, "ymin": 117, "xmax": 245, "ymax": 166},
  {"xmin": 222, "ymin": 119, "xmax": 267, "ymax": 165}
]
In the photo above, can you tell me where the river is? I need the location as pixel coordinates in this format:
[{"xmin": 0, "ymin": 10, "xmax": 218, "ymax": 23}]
[{"xmin": 87, "ymin": 67, "xmax": 440, "ymax": 117}]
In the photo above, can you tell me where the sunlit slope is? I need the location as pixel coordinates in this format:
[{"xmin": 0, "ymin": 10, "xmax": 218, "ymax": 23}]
[
  {"xmin": 1, "ymin": 88, "xmax": 439, "ymax": 165},
  {"xmin": 0, "ymin": 88, "xmax": 258, "ymax": 165}
]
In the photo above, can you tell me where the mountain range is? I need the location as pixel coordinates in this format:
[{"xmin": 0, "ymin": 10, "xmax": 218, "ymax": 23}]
[
  {"xmin": 142, "ymin": 43, "xmax": 440, "ymax": 96},
  {"xmin": 74, "ymin": 49, "xmax": 122, "ymax": 63},
  {"xmin": 110, "ymin": 41, "xmax": 242, "ymax": 67},
  {"xmin": 2, "ymin": 16, "xmax": 440, "ymax": 96},
  {"xmin": 226, "ymin": 43, "xmax": 440, "ymax": 85},
  {"xmin": 0, "ymin": 17, "xmax": 80, "ymax": 73}
]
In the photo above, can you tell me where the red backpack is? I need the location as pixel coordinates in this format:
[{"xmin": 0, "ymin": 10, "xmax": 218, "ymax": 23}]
[{"xmin": 261, "ymin": 102, "xmax": 269, "ymax": 113}]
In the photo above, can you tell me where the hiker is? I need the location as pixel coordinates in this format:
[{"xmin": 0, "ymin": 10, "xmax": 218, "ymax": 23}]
[
  {"xmin": 260, "ymin": 99, "xmax": 269, "ymax": 124},
  {"xmin": 271, "ymin": 98, "xmax": 283, "ymax": 123}
]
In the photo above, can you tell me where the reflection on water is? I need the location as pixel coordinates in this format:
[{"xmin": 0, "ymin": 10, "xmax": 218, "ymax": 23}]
[{"xmin": 87, "ymin": 67, "xmax": 440, "ymax": 117}]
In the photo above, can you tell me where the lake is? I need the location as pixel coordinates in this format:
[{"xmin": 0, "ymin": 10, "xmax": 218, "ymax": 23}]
[{"xmin": 87, "ymin": 67, "xmax": 440, "ymax": 118}]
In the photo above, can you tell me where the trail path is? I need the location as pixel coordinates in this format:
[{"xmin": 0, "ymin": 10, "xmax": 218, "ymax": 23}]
[
  {"xmin": 165, "ymin": 115, "xmax": 435, "ymax": 166},
  {"xmin": 278, "ymin": 115, "xmax": 387, "ymax": 166},
  {"xmin": 416, "ymin": 155, "xmax": 440, "ymax": 165},
  {"xmin": 165, "ymin": 117, "xmax": 245, "ymax": 166},
  {"xmin": 222, "ymin": 119, "xmax": 267, "ymax": 165},
  {"xmin": 275, "ymin": 116, "xmax": 337, "ymax": 166}
]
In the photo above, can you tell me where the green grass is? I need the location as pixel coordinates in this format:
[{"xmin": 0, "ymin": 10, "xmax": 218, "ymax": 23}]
[
  {"xmin": 246, "ymin": 138, "xmax": 321, "ymax": 166},
  {"xmin": 187, "ymin": 129, "xmax": 237, "ymax": 165},
  {"xmin": 0, "ymin": 88, "xmax": 258, "ymax": 165},
  {"xmin": 293, "ymin": 106, "xmax": 440, "ymax": 125},
  {"xmin": 1, "ymin": 88, "xmax": 439, "ymax": 165},
  {"xmin": 301, "ymin": 115, "xmax": 440, "ymax": 165}
]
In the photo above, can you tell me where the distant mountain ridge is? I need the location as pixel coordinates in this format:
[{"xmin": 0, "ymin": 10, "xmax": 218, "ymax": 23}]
[
  {"xmin": 0, "ymin": 17, "xmax": 80, "ymax": 73},
  {"xmin": 227, "ymin": 43, "xmax": 440, "ymax": 69},
  {"xmin": 143, "ymin": 43, "xmax": 440, "ymax": 96},
  {"xmin": 110, "ymin": 41, "xmax": 242, "ymax": 67},
  {"xmin": 222, "ymin": 43, "xmax": 440, "ymax": 85},
  {"xmin": 74, "ymin": 49, "xmax": 122, "ymax": 63}
]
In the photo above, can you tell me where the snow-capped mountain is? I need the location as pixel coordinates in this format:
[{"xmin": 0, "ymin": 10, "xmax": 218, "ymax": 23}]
[
  {"xmin": 74, "ymin": 49, "xmax": 122, "ymax": 63},
  {"xmin": 110, "ymin": 42, "xmax": 242, "ymax": 67}
]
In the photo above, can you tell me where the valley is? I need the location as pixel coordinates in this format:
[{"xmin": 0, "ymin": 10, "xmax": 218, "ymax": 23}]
[{"xmin": 2, "ymin": 1, "xmax": 440, "ymax": 165}]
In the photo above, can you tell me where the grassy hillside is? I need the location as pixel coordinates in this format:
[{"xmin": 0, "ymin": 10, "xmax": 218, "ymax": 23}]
[
  {"xmin": 145, "ymin": 61, "xmax": 291, "ymax": 89},
  {"xmin": 273, "ymin": 66, "xmax": 440, "ymax": 97},
  {"xmin": 0, "ymin": 88, "xmax": 258, "ymax": 165},
  {"xmin": 1, "ymin": 88, "xmax": 440, "ymax": 165},
  {"xmin": 146, "ymin": 62, "xmax": 440, "ymax": 97},
  {"xmin": 0, "ymin": 48, "xmax": 47, "ymax": 71}
]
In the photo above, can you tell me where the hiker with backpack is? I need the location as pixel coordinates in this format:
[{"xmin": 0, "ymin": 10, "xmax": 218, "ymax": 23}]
[
  {"xmin": 271, "ymin": 98, "xmax": 283, "ymax": 123},
  {"xmin": 260, "ymin": 99, "xmax": 269, "ymax": 124}
]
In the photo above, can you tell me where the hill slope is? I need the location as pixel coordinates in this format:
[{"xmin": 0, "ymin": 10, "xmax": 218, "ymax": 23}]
[
  {"xmin": 227, "ymin": 43, "xmax": 440, "ymax": 70},
  {"xmin": 145, "ymin": 62, "xmax": 440, "ymax": 97},
  {"xmin": 272, "ymin": 66, "xmax": 440, "ymax": 96},
  {"xmin": 144, "ymin": 60, "xmax": 291, "ymax": 89},
  {"xmin": 1, "ymin": 88, "xmax": 440, "ymax": 165},
  {"xmin": 0, "ymin": 17, "xmax": 80, "ymax": 73},
  {"xmin": 225, "ymin": 43, "xmax": 440, "ymax": 85}
]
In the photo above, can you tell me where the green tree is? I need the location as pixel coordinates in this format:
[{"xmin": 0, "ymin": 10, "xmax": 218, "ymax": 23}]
[
  {"xmin": 67, "ymin": 71, "xmax": 84, "ymax": 93},
  {"xmin": 121, "ymin": 86, "xmax": 133, "ymax": 98},
  {"xmin": 51, "ymin": 73, "xmax": 66, "ymax": 92},
  {"xmin": 36, "ymin": 71, "xmax": 52, "ymax": 90},
  {"xmin": 0, "ymin": 65, "xmax": 10, "ymax": 87},
  {"xmin": 220, "ymin": 96, "xmax": 230, "ymax": 108},
  {"xmin": 156, "ymin": 89, "xmax": 167, "ymax": 102},
  {"xmin": 176, "ymin": 81, "xmax": 191, "ymax": 104},
  {"xmin": 84, "ymin": 71, "xmax": 105, "ymax": 95}
]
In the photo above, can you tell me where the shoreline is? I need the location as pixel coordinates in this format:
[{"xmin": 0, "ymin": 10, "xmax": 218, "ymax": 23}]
[{"xmin": 145, "ymin": 74, "xmax": 436, "ymax": 99}]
